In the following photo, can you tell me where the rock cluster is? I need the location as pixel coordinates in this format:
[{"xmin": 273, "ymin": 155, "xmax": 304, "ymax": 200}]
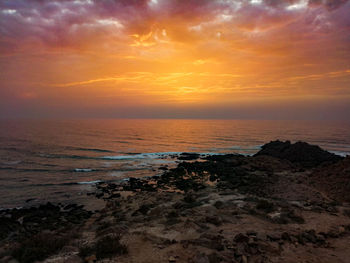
[
  {"xmin": 255, "ymin": 140, "xmax": 342, "ymax": 167},
  {"xmin": 0, "ymin": 141, "xmax": 349, "ymax": 263},
  {"xmin": 0, "ymin": 202, "xmax": 91, "ymax": 241},
  {"xmin": 310, "ymin": 156, "xmax": 350, "ymax": 202}
]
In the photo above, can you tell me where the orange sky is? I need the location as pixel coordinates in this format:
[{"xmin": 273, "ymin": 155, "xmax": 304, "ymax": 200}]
[{"xmin": 1, "ymin": 0, "xmax": 350, "ymax": 119}]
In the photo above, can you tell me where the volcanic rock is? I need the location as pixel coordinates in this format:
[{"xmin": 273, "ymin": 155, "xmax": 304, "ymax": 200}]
[{"xmin": 255, "ymin": 140, "xmax": 342, "ymax": 167}]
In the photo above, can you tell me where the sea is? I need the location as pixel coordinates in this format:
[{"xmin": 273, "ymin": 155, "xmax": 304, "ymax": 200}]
[{"xmin": 1, "ymin": 119, "xmax": 350, "ymax": 209}]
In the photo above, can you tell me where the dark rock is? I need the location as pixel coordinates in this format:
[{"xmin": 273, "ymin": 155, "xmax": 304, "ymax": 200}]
[
  {"xmin": 0, "ymin": 217, "xmax": 19, "ymax": 240},
  {"xmin": 327, "ymin": 227, "xmax": 341, "ymax": 238},
  {"xmin": 301, "ymin": 230, "xmax": 317, "ymax": 243},
  {"xmin": 234, "ymin": 233, "xmax": 249, "ymax": 243},
  {"xmin": 256, "ymin": 199, "xmax": 275, "ymax": 213},
  {"xmin": 209, "ymin": 175, "xmax": 217, "ymax": 182},
  {"xmin": 316, "ymin": 234, "xmax": 326, "ymax": 244},
  {"xmin": 192, "ymin": 253, "xmax": 210, "ymax": 263},
  {"xmin": 234, "ymin": 242, "xmax": 247, "ymax": 256},
  {"xmin": 184, "ymin": 192, "xmax": 196, "ymax": 203},
  {"xmin": 12, "ymin": 232, "xmax": 69, "ymax": 263},
  {"xmin": 196, "ymin": 234, "xmax": 225, "ymax": 251},
  {"xmin": 310, "ymin": 156, "xmax": 350, "ymax": 202},
  {"xmin": 208, "ymin": 253, "xmax": 221, "ymax": 263},
  {"xmin": 178, "ymin": 153, "xmax": 200, "ymax": 160},
  {"xmin": 267, "ymin": 233, "xmax": 281, "ymax": 241},
  {"xmin": 159, "ymin": 166, "xmax": 168, "ymax": 171},
  {"xmin": 95, "ymin": 192, "xmax": 104, "ymax": 198},
  {"xmin": 205, "ymin": 216, "xmax": 222, "ymax": 226},
  {"xmin": 214, "ymin": 201, "xmax": 224, "ymax": 209},
  {"xmin": 204, "ymin": 154, "xmax": 241, "ymax": 162},
  {"xmin": 256, "ymin": 241, "xmax": 280, "ymax": 254},
  {"xmin": 255, "ymin": 140, "xmax": 342, "ymax": 168},
  {"xmin": 139, "ymin": 204, "xmax": 152, "ymax": 215},
  {"xmin": 0, "ymin": 203, "xmax": 91, "ymax": 242},
  {"xmin": 255, "ymin": 232, "xmax": 267, "ymax": 241},
  {"xmin": 281, "ymin": 232, "xmax": 291, "ymax": 241},
  {"xmin": 107, "ymin": 192, "xmax": 121, "ymax": 199}
]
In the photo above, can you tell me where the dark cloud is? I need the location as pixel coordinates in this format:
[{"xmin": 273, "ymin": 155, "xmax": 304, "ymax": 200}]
[
  {"xmin": 308, "ymin": 0, "xmax": 349, "ymax": 10},
  {"xmin": 0, "ymin": 0, "xmax": 349, "ymax": 52}
]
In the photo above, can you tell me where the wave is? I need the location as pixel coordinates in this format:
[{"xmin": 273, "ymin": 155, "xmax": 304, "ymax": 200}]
[
  {"xmin": 101, "ymin": 152, "xmax": 182, "ymax": 160},
  {"xmin": 77, "ymin": 180, "xmax": 102, "ymax": 185},
  {"xmin": 321, "ymin": 143, "xmax": 350, "ymax": 149},
  {"xmin": 109, "ymin": 171, "xmax": 127, "ymax": 177},
  {"xmin": 29, "ymin": 180, "xmax": 103, "ymax": 187},
  {"xmin": 0, "ymin": 167, "xmax": 57, "ymax": 172},
  {"xmin": 40, "ymin": 153, "xmax": 97, "ymax": 160},
  {"xmin": 215, "ymin": 138, "xmax": 235, "ymax": 142},
  {"xmin": 229, "ymin": 145, "xmax": 262, "ymax": 150},
  {"xmin": 329, "ymin": 151, "xmax": 349, "ymax": 157},
  {"xmin": 207, "ymin": 145, "xmax": 262, "ymax": 154},
  {"xmin": 72, "ymin": 147, "xmax": 115, "ymax": 153},
  {"xmin": 101, "ymin": 151, "xmax": 231, "ymax": 161},
  {"xmin": 118, "ymin": 152, "xmax": 142, "ymax": 155},
  {"xmin": 74, "ymin": 168, "xmax": 94, "ymax": 172},
  {"xmin": 0, "ymin": 160, "xmax": 22, "ymax": 165},
  {"xmin": 1, "ymin": 167, "xmax": 97, "ymax": 173}
]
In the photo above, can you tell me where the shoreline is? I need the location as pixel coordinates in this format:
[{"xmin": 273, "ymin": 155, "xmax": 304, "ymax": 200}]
[{"xmin": 1, "ymin": 140, "xmax": 350, "ymax": 263}]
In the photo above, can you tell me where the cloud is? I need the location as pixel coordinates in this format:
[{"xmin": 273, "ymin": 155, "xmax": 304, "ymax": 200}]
[
  {"xmin": 308, "ymin": 0, "xmax": 349, "ymax": 10},
  {"xmin": 0, "ymin": 0, "xmax": 349, "ymax": 54},
  {"xmin": 0, "ymin": 0, "xmax": 349, "ymax": 120}
]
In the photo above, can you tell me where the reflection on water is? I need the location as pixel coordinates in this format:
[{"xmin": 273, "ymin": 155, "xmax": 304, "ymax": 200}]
[{"xmin": 0, "ymin": 119, "xmax": 349, "ymax": 208}]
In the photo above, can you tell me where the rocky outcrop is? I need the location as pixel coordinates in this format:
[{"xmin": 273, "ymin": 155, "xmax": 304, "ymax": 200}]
[
  {"xmin": 310, "ymin": 156, "xmax": 350, "ymax": 202},
  {"xmin": 1, "ymin": 141, "xmax": 350, "ymax": 263},
  {"xmin": 0, "ymin": 202, "xmax": 92, "ymax": 241},
  {"xmin": 255, "ymin": 140, "xmax": 342, "ymax": 167}
]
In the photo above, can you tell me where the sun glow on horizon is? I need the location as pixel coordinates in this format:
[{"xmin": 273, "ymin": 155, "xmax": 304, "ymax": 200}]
[{"xmin": 0, "ymin": 0, "xmax": 350, "ymax": 119}]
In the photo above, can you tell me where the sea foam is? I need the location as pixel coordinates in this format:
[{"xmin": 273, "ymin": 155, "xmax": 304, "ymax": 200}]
[
  {"xmin": 77, "ymin": 180, "xmax": 102, "ymax": 185},
  {"xmin": 101, "ymin": 152, "xmax": 182, "ymax": 160},
  {"xmin": 74, "ymin": 168, "xmax": 94, "ymax": 172}
]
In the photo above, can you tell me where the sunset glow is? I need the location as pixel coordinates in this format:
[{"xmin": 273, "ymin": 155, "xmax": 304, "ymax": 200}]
[{"xmin": 1, "ymin": 0, "xmax": 350, "ymax": 119}]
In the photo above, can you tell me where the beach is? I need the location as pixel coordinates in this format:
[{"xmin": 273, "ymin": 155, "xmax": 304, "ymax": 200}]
[
  {"xmin": 2, "ymin": 0, "xmax": 350, "ymax": 262},
  {"xmin": 1, "ymin": 140, "xmax": 349, "ymax": 263}
]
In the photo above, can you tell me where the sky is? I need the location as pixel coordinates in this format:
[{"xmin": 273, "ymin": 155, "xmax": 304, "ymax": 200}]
[{"xmin": 0, "ymin": 0, "xmax": 350, "ymax": 120}]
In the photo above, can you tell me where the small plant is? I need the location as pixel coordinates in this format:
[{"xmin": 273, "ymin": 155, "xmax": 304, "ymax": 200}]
[
  {"xmin": 79, "ymin": 235, "xmax": 128, "ymax": 260},
  {"xmin": 214, "ymin": 200, "xmax": 224, "ymax": 209},
  {"xmin": 95, "ymin": 235, "xmax": 128, "ymax": 259},
  {"xmin": 167, "ymin": 210, "xmax": 179, "ymax": 218},
  {"xmin": 79, "ymin": 244, "xmax": 95, "ymax": 259},
  {"xmin": 343, "ymin": 209, "xmax": 350, "ymax": 218},
  {"xmin": 256, "ymin": 199, "xmax": 275, "ymax": 213},
  {"xmin": 12, "ymin": 232, "xmax": 68, "ymax": 263}
]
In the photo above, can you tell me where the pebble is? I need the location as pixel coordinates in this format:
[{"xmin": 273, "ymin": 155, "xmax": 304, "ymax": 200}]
[{"xmin": 169, "ymin": 255, "xmax": 176, "ymax": 262}]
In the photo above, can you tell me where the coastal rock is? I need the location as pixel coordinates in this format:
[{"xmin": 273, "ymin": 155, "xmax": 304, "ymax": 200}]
[
  {"xmin": 207, "ymin": 253, "xmax": 221, "ymax": 263},
  {"xmin": 255, "ymin": 140, "xmax": 342, "ymax": 167},
  {"xmin": 310, "ymin": 156, "xmax": 350, "ymax": 202},
  {"xmin": 234, "ymin": 233, "xmax": 249, "ymax": 243},
  {"xmin": 184, "ymin": 192, "xmax": 196, "ymax": 203},
  {"xmin": 205, "ymin": 216, "xmax": 222, "ymax": 226},
  {"xmin": 0, "ymin": 203, "xmax": 92, "ymax": 242},
  {"xmin": 192, "ymin": 253, "xmax": 209, "ymax": 263},
  {"xmin": 84, "ymin": 254, "xmax": 96, "ymax": 263},
  {"xmin": 2, "ymin": 140, "xmax": 350, "ymax": 263},
  {"xmin": 190, "ymin": 234, "xmax": 225, "ymax": 251},
  {"xmin": 178, "ymin": 153, "xmax": 200, "ymax": 160}
]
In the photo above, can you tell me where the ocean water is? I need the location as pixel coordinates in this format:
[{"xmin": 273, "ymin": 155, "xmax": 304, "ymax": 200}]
[{"xmin": 1, "ymin": 119, "xmax": 350, "ymax": 209}]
